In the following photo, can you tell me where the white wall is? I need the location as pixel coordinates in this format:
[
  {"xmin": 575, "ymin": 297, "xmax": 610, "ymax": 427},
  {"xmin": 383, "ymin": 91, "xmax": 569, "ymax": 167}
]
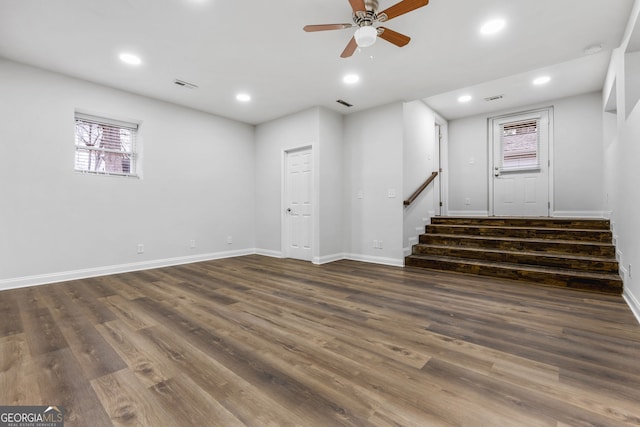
[
  {"xmin": 603, "ymin": 0, "xmax": 640, "ymax": 322},
  {"xmin": 317, "ymin": 108, "xmax": 345, "ymax": 263},
  {"xmin": 343, "ymin": 103, "xmax": 405, "ymax": 266},
  {"xmin": 447, "ymin": 113, "xmax": 489, "ymax": 215},
  {"xmin": 553, "ymin": 92, "xmax": 604, "ymax": 216},
  {"xmin": 402, "ymin": 100, "xmax": 437, "ymax": 254},
  {"xmin": 254, "ymin": 108, "xmax": 319, "ymax": 258},
  {"xmin": 0, "ymin": 58, "xmax": 256, "ymax": 289},
  {"xmin": 254, "ymin": 106, "xmax": 344, "ymax": 263},
  {"xmin": 447, "ymin": 92, "xmax": 605, "ymax": 217}
]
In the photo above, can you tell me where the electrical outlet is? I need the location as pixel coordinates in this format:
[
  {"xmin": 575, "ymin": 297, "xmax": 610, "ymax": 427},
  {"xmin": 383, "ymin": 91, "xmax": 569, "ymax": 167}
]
[
  {"xmin": 379, "ymin": 240, "xmax": 383, "ymax": 249},
  {"xmin": 373, "ymin": 240, "xmax": 378, "ymax": 248},
  {"xmin": 227, "ymin": 236, "xmax": 233, "ymax": 244},
  {"xmin": 190, "ymin": 239, "xmax": 196, "ymax": 249},
  {"xmin": 465, "ymin": 198, "xmax": 471, "ymax": 205},
  {"xmin": 137, "ymin": 244, "xmax": 144, "ymax": 254}
]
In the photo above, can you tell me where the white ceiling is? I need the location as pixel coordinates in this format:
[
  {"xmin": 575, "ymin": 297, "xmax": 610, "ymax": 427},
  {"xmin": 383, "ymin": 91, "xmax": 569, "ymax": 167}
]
[{"xmin": 0, "ymin": 0, "xmax": 633, "ymax": 125}]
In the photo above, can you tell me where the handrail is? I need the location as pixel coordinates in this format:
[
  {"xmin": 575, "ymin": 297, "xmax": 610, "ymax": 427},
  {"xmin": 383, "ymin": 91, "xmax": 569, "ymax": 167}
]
[{"xmin": 403, "ymin": 171, "xmax": 438, "ymax": 207}]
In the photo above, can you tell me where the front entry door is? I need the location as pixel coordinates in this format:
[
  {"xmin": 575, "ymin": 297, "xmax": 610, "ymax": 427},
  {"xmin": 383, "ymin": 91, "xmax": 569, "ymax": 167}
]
[
  {"xmin": 491, "ymin": 109, "xmax": 550, "ymax": 217},
  {"xmin": 284, "ymin": 147, "xmax": 312, "ymax": 261}
]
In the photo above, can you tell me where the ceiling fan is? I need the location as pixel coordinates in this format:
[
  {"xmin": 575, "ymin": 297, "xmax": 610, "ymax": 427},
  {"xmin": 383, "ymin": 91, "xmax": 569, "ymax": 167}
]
[{"xmin": 303, "ymin": 0, "xmax": 429, "ymax": 58}]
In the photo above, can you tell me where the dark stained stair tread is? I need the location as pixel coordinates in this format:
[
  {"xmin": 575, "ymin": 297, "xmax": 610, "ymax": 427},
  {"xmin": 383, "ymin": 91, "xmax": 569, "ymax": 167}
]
[
  {"xmin": 425, "ymin": 224, "xmax": 612, "ymax": 242},
  {"xmin": 430, "ymin": 217, "xmax": 611, "ymax": 229},
  {"xmin": 405, "ymin": 254, "xmax": 623, "ymax": 294},
  {"xmin": 411, "ymin": 244, "xmax": 619, "ymax": 273},
  {"xmin": 407, "ymin": 217, "xmax": 622, "ymax": 295},
  {"xmin": 418, "ymin": 233, "xmax": 616, "ymax": 257}
]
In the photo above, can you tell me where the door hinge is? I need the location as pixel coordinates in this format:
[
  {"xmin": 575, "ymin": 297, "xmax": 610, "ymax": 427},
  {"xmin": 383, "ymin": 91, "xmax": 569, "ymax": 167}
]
[
  {"xmin": 439, "ymin": 167, "xmax": 443, "ymax": 173},
  {"xmin": 548, "ymin": 160, "xmax": 551, "ymax": 167},
  {"xmin": 548, "ymin": 201, "xmax": 551, "ymax": 208},
  {"xmin": 440, "ymin": 202, "xmax": 443, "ymax": 207}
]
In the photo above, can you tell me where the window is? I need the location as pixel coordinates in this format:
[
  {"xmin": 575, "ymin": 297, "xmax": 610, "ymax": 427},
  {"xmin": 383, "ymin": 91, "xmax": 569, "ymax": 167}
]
[
  {"xmin": 74, "ymin": 112, "xmax": 138, "ymax": 177},
  {"xmin": 500, "ymin": 119, "xmax": 539, "ymax": 171}
]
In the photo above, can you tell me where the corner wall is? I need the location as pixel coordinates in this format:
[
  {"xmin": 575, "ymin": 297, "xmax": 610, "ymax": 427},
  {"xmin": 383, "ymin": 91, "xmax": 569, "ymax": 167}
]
[
  {"xmin": 402, "ymin": 101, "xmax": 438, "ymax": 255},
  {"xmin": 343, "ymin": 103, "xmax": 405, "ymax": 266},
  {"xmin": 0, "ymin": 58, "xmax": 256, "ymax": 289},
  {"xmin": 254, "ymin": 107, "xmax": 344, "ymax": 263},
  {"xmin": 602, "ymin": 0, "xmax": 640, "ymax": 322}
]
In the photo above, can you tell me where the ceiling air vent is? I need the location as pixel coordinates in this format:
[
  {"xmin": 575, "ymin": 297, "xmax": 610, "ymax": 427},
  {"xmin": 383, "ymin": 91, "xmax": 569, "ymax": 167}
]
[
  {"xmin": 174, "ymin": 79, "xmax": 198, "ymax": 89},
  {"xmin": 484, "ymin": 95, "xmax": 504, "ymax": 102},
  {"xmin": 336, "ymin": 99, "xmax": 353, "ymax": 107}
]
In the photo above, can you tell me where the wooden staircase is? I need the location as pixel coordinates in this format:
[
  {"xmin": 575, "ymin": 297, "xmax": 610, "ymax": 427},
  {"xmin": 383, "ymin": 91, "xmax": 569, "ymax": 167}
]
[{"xmin": 405, "ymin": 217, "xmax": 623, "ymax": 294}]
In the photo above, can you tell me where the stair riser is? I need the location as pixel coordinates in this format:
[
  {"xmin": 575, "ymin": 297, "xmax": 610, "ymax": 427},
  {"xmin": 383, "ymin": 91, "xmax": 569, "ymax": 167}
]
[
  {"xmin": 431, "ymin": 217, "xmax": 611, "ymax": 230},
  {"xmin": 405, "ymin": 258, "xmax": 622, "ymax": 294},
  {"xmin": 426, "ymin": 225, "xmax": 612, "ymax": 242},
  {"xmin": 411, "ymin": 245, "xmax": 619, "ymax": 273},
  {"xmin": 419, "ymin": 235, "xmax": 616, "ymax": 257}
]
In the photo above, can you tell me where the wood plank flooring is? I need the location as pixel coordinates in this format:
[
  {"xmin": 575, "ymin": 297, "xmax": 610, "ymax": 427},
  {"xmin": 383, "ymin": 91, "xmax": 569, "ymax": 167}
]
[{"xmin": 1, "ymin": 255, "xmax": 640, "ymax": 426}]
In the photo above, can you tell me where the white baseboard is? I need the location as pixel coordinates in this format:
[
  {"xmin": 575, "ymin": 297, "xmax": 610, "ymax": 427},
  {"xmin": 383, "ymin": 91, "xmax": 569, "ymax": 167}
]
[
  {"xmin": 345, "ymin": 253, "xmax": 404, "ymax": 267},
  {"xmin": 255, "ymin": 248, "xmax": 284, "ymax": 258},
  {"xmin": 0, "ymin": 249, "xmax": 256, "ymax": 292},
  {"xmin": 314, "ymin": 253, "xmax": 347, "ymax": 265},
  {"xmin": 552, "ymin": 210, "xmax": 607, "ymax": 218},
  {"xmin": 624, "ymin": 288, "xmax": 640, "ymax": 326},
  {"xmin": 447, "ymin": 210, "xmax": 489, "ymax": 217}
]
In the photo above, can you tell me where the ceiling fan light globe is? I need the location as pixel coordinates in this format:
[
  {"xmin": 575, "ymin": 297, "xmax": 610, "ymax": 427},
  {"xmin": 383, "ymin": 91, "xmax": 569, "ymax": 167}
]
[{"xmin": 355, "ymin": 26, "xmax": 377, "ymax": 47}]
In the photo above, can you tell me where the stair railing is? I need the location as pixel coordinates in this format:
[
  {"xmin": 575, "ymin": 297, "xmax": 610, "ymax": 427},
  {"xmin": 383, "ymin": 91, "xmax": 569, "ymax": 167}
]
[{"xmin": 403, "ymin": 171, "xmax": 439, "ymax": 207}]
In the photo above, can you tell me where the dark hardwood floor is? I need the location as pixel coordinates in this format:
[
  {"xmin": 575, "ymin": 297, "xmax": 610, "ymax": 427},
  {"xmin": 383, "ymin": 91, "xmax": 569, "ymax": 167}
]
[{"xmin": 1, "ymin": 255, "xmax": 640, "ymax": 426}]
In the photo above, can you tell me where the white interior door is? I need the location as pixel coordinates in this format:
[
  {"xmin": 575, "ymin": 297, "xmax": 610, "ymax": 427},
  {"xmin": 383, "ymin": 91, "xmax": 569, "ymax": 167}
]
[
  {"xmin": 284, "ymin": 148, "xmax": 312, "ymax": 261},
  {"xmin": 492, "ymin": 110, "xmax": 550, "ymax": 217}
]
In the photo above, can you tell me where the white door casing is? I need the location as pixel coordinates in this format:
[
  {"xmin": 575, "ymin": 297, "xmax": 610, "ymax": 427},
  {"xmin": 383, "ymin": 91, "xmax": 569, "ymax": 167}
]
[
  {"xmin": 490, "ymin": 109, "xmax": 551, "ymax": 217},
  {"xmin": 284, "ymin": 147, "xmax": 312, "ymax": 261},
  {"xmin": 434, "ymin": 123, "xmax": 442, "ymax": 216}
]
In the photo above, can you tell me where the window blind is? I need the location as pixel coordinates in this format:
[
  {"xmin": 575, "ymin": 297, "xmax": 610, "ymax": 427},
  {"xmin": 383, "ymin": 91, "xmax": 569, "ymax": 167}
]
[
  {"xmin": 500, "ymin": 119, "xmax": 539, "ymax": 170},
  {"xmin": 74, "ymin": 113, "xmax": 138, "ymax": 177}
]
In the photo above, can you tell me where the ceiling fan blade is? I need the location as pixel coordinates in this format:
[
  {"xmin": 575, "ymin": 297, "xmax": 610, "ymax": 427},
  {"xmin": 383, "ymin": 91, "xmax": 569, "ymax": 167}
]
[
  {"xmin": 340, "ymin": 36, "xmax": 358, "ymax": 58},
  {"xmin": 378, "ymin": 27, "xmax": 411, "ymax": 47},
  {"xmin": 349, "ymin": 0, "xmax": 366, "ymax": 13},
  {"xmin": 379, "ymin": 0, "xmax": 429, "ymax": 21},
  {"xmin": 304, "ymin": 23, "xmax": 353, "ymax": 32}
]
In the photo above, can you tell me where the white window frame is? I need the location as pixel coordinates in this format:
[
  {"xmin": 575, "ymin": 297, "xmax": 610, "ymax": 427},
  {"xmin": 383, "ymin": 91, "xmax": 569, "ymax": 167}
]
[{"xmin": 74, "ymin": 112, "xmax": 140, "ymax": 178}]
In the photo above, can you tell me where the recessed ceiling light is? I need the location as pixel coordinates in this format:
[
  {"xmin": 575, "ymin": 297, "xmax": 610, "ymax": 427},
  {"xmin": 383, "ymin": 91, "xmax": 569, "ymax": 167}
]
[
  {"xmin": 458, "ymin": 95, "xmax": 472, "ymax": 103},
  {"xmin": 119, "ymin": 52, "xmax": 142, "ymax": 66},
  {"xmin": 343, "ymin": 74, "xmax": 360, "ymax": 84},
  {"xmin": 236, "ymin": 93, "xmax": 251, "ymax": 102},
  {"xmin": 533, "ymin": 76, "xmax": 551, "ymax": 85},
  {"xmin": 480, "ymin": 19, "xmax": 506, "ymax": 35}
]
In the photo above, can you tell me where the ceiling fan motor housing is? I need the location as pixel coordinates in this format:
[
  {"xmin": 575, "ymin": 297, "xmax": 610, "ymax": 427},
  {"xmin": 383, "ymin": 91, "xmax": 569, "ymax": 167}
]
[{"xmin": 354, "ymin": 0, "xmax": 387, "ymax": 27}]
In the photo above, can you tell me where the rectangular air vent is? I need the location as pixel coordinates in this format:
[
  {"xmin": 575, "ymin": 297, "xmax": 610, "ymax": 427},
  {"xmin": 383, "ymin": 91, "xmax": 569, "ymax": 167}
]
[
  {"xmin": 336, "ymin": 99, "xmax": 353, "ymax": 107},
  {"xmin": 174, "ymin": 79, "xmax": 198, "ymax": 89},
  {"xmin": 484, "ymin": 95, "xmax": 504, "ymax": 102}
]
